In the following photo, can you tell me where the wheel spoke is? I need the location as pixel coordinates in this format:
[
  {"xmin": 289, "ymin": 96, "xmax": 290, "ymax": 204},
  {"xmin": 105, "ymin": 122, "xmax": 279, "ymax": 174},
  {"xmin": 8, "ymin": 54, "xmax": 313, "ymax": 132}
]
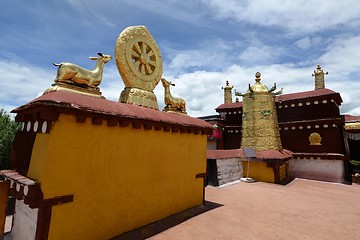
[
  {"xmin": 148, "ymin": 60, "xmax": 156, "ymax": 67},
  {"xmin": 147, "ymin": 50, "xmax": 154, "ymax": 57},
  {"xmin": 131, "ymin": 50, "xmax": 140, "ymax": 58},
  {"xmin": 146, "ymin": 64, "xmax": 153, "ymax": 74},
  {"xmin": 141, "ymin": 42, "xmax": 147, "ymax": 53},
  {"xmin": 133, "ymin": 43, "xmax": 141, "ymax": 54},
  {"xmin": 134, "ymin": 60, "xmax": 140, "ymax": 70},
  {"xmin": 129, "ymin": 40, "xmax": 158, "ymax": 76},
  {"xmin": 140, "ymin": 64, "xmax": 145, "ymax": 74}
]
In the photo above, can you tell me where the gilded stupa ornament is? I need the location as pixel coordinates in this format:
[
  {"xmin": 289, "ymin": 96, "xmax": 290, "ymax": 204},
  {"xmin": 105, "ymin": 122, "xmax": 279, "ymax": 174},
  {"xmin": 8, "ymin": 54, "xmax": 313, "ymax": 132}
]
[
  {"xmin": 312, "ymin": 64, "xmax": 328, "ymax": 90},
  {"xmin": 222, "ymin": 81, "xmax": 234, "ymax": 104},
  {"xmin": 45, "ymin": 52, "xmax": 112, "ymax": 98},
  {"xmin": 240, "ymin": 72, "xmax": 283, "ymax": 151},
  {"xmin": 309, "ymin": 132, "xmax": 322, "ymax": 145},
  {"xmin": 115, "ymin": 25, "xmax": 162, "ymax": 110},
  {"xmin": 161, "ymin": 78, "xmax": 187, "ymax": 114}
]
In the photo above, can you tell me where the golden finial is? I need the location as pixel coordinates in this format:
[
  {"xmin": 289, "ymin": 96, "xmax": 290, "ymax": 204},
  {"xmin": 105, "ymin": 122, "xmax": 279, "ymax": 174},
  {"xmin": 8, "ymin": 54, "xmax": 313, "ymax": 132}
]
[
  {"xmin": 222, "ymin": 81, "xmax": 234, "ymax": 104},
  {"xmin": 312, "ymin": 64, "xmax": 328, "ymax": 90},
  {"xmin": 255, "ymin": 72, "xmax": 261, "ymax": 82}
]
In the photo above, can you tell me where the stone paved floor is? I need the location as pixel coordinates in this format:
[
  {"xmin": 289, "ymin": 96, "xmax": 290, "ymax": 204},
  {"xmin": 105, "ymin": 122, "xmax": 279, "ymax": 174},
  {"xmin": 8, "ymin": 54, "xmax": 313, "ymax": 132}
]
[{"xmin": 149, "ymin": 179, "xmax": 360, "ymax": 240}]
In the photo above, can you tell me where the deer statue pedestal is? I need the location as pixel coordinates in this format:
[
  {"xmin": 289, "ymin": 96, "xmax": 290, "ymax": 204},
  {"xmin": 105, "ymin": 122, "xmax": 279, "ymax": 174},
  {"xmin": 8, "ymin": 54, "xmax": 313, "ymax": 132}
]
[
  {"xmin": 163, "ymin": 105, "xmax": 187, "ymax": 115},
  {"xmin": 44, "ymin": 82, "xmax": 105, "ymax": 99},
  {"xmin": 119, "ymin": 87, "xmax": 158, "ymax": 110}
]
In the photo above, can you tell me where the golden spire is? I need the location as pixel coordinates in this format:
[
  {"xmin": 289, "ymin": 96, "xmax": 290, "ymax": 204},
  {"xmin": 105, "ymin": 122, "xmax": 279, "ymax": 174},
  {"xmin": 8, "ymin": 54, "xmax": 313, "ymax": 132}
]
[
  {"xmin": 241, "ymin": 72, "xmax": 283, "ymax": 151},
  {"xmin": 312, "ymin": 64, "xmax": 328, "ymax": 90},
  {"xmin": 222, "ymin": 81, "xmax": 233, "ymax": 104}
]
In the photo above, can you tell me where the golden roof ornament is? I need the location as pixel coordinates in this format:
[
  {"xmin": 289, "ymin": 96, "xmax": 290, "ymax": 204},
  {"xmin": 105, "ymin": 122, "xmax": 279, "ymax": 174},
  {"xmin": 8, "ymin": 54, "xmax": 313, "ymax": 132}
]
[
  {"xmin": 309, "ymin": 132, "xmax": 322, "ymax": 145},
  {"xmin": 222, "ymin": 81, "xmax": 234, "ymax": 104},
  {"xmin": 44, "ymin": 52, "xmax": 112, "ymax": 98},
  {"xmin": 312, "ymin": 64, "xmax": 328, "ymax": 90},
  {"xmin": 240, "ymin": 72, "xmax": 283, "ymax": 151},
  {"xmin": 161, "ymin": 78, "xmax": 187, "ymax": 114},
  {"xmin": 115, "ymin": 25, "xmax": 162, "ymax": 110}
]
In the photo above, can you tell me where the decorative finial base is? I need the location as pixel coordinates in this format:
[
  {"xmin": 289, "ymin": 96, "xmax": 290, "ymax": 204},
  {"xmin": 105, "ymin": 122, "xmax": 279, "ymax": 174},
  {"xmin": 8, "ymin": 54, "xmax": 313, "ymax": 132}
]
[
  {"xmin": 43, "ymin": 82, "xmax": 105, "ymax": 98},
  {"xmin": 163, "ymin": 106, "xmax": 187, "ymax": 115},
  {"xmin": 119, "ymin": 87, "xmax": 159, "ymax": 110}
]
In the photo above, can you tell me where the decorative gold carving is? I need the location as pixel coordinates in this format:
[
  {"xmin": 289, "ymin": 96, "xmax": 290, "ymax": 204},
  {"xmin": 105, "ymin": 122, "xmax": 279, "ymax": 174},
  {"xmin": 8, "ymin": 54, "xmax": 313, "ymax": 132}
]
[
  {"xmin": 242, "ymin": 112, "xmax": 248, "ymax": 120},
  {"xmin": 260, "ymin": 110, "xmax": 272, "ymax": 119},
  {"xmin": 312, "ymin": 64, "xmax": 328, "ymax": 90},
  {"xmin": 309, "ymin": 132, "xmax": 322, "ymax": 145},
  {"xmin": 240, "ymin": 72, "xmax": 283, "ymax": 151},
  {"xmin": 161, "ymin": 78, "xmax": 187, "ymax": 114},
  {"xmin": 119, "ymin": 87, "xmax": 158, "ymax": 110},
  {"xmin": 115, "ymin": 25, "xmax": 162, "ymax": 110},
  {"xmin": 222, "ymin": 81, "xmax": 233, "ymax": 104},
  {"xmin": 45, "ymin": 53, "xmax": 111, "ymax": 98},
  {"xmin": 344, "ymin": 122, "xmax": 360, "ymax": 130},
  {"xmin": 53, "ymin": 53, "xmax": 112, "ymax": 89}
]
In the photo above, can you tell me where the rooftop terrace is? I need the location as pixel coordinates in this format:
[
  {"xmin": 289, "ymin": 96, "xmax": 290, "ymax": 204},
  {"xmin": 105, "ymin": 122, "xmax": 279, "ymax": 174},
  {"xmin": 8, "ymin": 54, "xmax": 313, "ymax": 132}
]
[{"xmin": 148, "ymin": 179, "xmax": 359, "ymax": 240}]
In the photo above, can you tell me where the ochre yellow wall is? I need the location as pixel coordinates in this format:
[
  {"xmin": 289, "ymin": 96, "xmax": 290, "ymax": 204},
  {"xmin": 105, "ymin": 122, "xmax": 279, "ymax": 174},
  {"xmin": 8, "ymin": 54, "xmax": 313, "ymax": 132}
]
[
  {"xmin": 242, "ymin": 161, "xmax": 274, "ymax": 183},
  {"xmin": 27, "ymin": 113, "xmax": 207, "ymax": 240}
]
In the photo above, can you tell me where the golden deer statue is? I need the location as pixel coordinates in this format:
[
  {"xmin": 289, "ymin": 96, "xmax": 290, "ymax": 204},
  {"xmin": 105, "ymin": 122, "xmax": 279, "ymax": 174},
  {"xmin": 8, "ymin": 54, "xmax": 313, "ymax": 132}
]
[
  {"xmin": 53, "ymin": 52, "xmax": 112, "ymax": 89},
  {"xmin": 161, "ymin": 78, "xmax": 186, "ymax": 114}
]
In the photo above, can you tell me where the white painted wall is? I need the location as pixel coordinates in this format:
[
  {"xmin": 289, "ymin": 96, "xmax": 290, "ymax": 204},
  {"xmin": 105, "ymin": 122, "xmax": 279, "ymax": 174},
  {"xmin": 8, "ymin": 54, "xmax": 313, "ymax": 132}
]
[
  {"xmin": 10, "ymin": 200, "xmax": 38, "ymax": 240},
  {"xmin": 289, "ymin": 158, "xmax": 345, "ymax": 183}
]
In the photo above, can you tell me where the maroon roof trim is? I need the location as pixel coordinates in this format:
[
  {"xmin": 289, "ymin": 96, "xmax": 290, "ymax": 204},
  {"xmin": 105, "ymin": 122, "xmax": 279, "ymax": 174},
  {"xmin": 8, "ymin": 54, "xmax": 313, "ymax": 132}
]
[
  {"xmin": 216, "ymin": 88, "xmax": 342, "ymax": 110},
  {"xmin": 344, "ymin": 114, "xmax": 360, "ymax": 123},
  {"xmin": 293, "ymin": 152, "xmax": 346, "ymax": 161},
  {"xmin": 275, "ymin": 88, "xmax": 341, "ymax": 102},
  {"xmin": 216, "ymin": 102, "xmax": 243, "ymax": 111},
  {"xmin": 12, "ymin": 91, "xmax": 213, "ymax": 135},
  {"xmin": 207, "ymin": 148, "xmax": 293, "ymax": 160}
]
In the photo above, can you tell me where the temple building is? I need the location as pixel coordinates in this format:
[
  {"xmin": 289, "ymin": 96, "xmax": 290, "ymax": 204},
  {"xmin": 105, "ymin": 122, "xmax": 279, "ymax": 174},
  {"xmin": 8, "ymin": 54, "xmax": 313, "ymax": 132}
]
[
  {"xmin": 0, "ymin": 25, "xmax": 212, "ymax": 240},
  {"xmin": 203, "ymin": 64, "xmax": 356, "ymax": 184}
]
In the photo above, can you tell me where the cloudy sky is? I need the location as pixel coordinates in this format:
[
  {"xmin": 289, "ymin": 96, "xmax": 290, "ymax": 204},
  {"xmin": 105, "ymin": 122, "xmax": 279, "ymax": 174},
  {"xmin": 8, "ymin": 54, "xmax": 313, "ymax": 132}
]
[{"xmin": 1, "ymin": 0, "xmax": 360, "ymax": 117}]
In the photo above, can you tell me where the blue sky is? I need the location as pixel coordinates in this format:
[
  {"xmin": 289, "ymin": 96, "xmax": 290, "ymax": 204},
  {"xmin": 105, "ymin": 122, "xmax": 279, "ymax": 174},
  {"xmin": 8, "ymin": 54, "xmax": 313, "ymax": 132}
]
[{"xmin": 1, "ymin": 0, "xmax": 360, "ymax": 117}]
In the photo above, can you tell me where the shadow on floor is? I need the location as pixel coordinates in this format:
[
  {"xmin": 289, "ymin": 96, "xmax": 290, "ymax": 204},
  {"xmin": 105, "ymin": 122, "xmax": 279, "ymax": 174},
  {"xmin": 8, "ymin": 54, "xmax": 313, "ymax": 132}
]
[
  {"xmin": 110, "ymin": 201, "xmax": 223, "ymax": 240},
  {"xmin": 279, "ymin": 176, "xmax": 296, "ymax": 186}
]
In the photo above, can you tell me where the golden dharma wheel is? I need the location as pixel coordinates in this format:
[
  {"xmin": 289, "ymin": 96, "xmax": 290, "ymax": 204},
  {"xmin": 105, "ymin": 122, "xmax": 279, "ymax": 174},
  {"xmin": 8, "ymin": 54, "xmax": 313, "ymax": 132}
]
[{"xmin": 115, "ymin": 26, "xmax": 163, "ymax": 92}]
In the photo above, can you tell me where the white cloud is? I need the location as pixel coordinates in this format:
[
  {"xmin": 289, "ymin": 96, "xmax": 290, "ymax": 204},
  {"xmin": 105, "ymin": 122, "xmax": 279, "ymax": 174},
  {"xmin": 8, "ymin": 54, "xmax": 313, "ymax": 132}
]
[
  {"xmin": 0, "ymin": 60, "xmax": 54, "ymax": 109},
  {"xmin": 202, "ymin": 0, "xmax": 360, "ymax": 34},
  {"xmin": 239, "ymin": 44, "xmax": 285, "ymax": 65},
  {"xmin": 162, "ymin": 71, "xmax": 224, "ymax": 117},
  {"xmin": 318, "ymin": 35, "xmax": 360, "ymax": 74},
  {"xmin": 162, "ymin": 39, "xmax": 235, "ymax": 75},
  {"xmin": 64, "ymin": 0, "xmax": 117, "ymax": 27},
  {"xmin": 347, "ymin": 106, "xmax": 360, "ymax": 116},
  {"xmin": 295, "ymin": 37, "xmax": 322, "ymax": 50},
  {"xmin": 100, "ymin": 64, "xmax": 125, "ymax": 101}
]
